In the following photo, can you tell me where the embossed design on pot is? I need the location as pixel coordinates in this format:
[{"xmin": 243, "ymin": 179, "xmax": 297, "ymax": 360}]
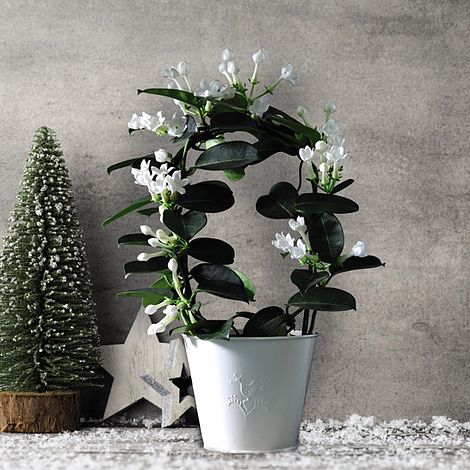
[{"xmin": 226, "ymin": 374, "xmax": 269, "ymax": 417}]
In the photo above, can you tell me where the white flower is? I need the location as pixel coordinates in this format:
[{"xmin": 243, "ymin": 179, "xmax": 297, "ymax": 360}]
[
  {"xmin": 144, "ymin": 299, "xmax": 171, "ymax": 315},
  {"xmin": 252, "ymin": 50, "xmax": 266, "ymax": 64},
  {"xmin": 280, "ymin": 64, "xmax": 297, "ymax": 84},
  {"xmin": 325, "ymin": 146, "xmax": 347, "ymax": 164},
  {"xmin": 289, "ymin": 239, "xmax": 307, "ymax": 260},
  {"xmin": 148, "ymin": 229, "xmax": 173, "ymax": 248},
  {"xmin": 177, "ymin": 61, "xmax": 189, "ymax": 76},
  {"xmin": 289, "ymin": 216, "xmax": 307, "ymax": 235},
  {"xmin": 315, "ymin": 141, "xmax": 329, "ymax": 153},
  {"xmin": 147, "ymin": 173, "xmax": 167, "ymax": 195},
  {"xmin": 227, "ymin": 60, "xmax": 240, "ymax": 84},
  {"xmin": 131, "ymin": 160, "xmax": 152, "ymax": 186},
  {"xmin": 147, "ymin": 304, "xmax": 180, "ymax": 335},
  {"xmin": 248, "ymin": 95, "xmax": 270, "ymax": 117},
  {"xmin": 137, "ymin": 251, "xmax": 165, "ymax": 262},
  {"xmin": 140, "ymin": 225, "xmax": 156, "ymax": 237},
  {"xmin": 323, "ymin": 101, "xmax": 337, "ymax": 115},
  {"xmin": 222, "ymin": 48, "xmax": 234, "ymax": 62},
  {"xmin": 154, "ymin": 149, "xmax": 170, "ymax": 163},
  {"xmin": 323, "ymin": 118, "xmax": 339, "ymax": 138},
  {"xmin": 165, "ymin": 170, "xmax": 190, "ymax": 195},
  {"xmin": 166, "ymin": 112, "xmax": 187, "ymax": 137},
  {"xmin": 163, "ymin": 66, "xmax": 180, "ymax": 80},
  {"xmin": 272, "ymin": 232, "xmax": 295, "ymax": 253},
  {"xmin": 351, "ymin": 241, "xmax": 368, "ymax": 258},
  {"xmin": 128, "ymin": 112, "xmax": 165, "ymax": 133},
  {"xmin": 299, "ymin": 145, "xmax": 314, "ymax": 162},
  {"xmin": 158, "ymin": 205, "xmax": 166, "ymax": 223},
  {"xmin": 194, "ymin": 80, "xmax": 235, "ymax": 100},
  {"xmin": 168, "ymin": 258, "xmax": 178, "ymax": 273}
]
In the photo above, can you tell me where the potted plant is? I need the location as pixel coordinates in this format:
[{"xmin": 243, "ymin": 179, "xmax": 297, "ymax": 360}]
[
  {"xmin": 0, "ymin": 128, "xmax": 102, "ymax": 432},
  {"xmin": 105, "ymin": 49, "xmax": 384, "ymax": 452}
]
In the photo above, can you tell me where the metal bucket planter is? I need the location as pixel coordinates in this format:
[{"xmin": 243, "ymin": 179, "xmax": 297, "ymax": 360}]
[{"xmin": 183, "ymin": 333, "xmax": 317, "ymax": 453}]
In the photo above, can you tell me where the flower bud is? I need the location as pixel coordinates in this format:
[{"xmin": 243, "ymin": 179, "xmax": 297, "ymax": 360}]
[
  {"xmin": 323, "ymin": 101, "xmax": 336, "ymax": 115},
  {"xmin": 252, "ymin": 50, "xmax": 266, "ymax": 64},
  {"xmin": 222, "ymin": 48, "xmax": 234, "ymax": 62},
  {"xmin": 177, "ymin": 61, "xmax": 189, "ymax": 76},
  {"xmin": 168, "ymin": 258, "xmax": 178, "ymax": 273}
]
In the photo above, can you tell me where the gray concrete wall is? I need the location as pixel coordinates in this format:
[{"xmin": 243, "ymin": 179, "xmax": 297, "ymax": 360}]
[{"xmin": 0, "ymin": 0, "xmax": 468, "ymax": 421}]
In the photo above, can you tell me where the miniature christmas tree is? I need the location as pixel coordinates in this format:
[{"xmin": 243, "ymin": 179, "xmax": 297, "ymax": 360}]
[{"xmin": 0, "ymin": 127, "xmax": 101, "ymax": 393}]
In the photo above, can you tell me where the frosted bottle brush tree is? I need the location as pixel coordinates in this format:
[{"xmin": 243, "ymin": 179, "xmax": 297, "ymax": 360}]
[
  {"xmin": 105, "ymin": 49, "xmax": 384, "ymax": 339},
  {"xmin": 0, "ymin": 127, "xmax": 101, "ymax": 392}
]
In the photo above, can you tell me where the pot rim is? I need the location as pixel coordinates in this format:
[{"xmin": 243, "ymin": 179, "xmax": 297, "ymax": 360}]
[{"xmin": 183, "ymin": 331, "xmax": 319, "ymax": 341}]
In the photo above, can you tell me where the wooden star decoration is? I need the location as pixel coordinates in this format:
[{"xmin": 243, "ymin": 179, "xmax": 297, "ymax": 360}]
[{"xmin": 101, "ymin": 309, "xmax": 195, "ymax": 427}]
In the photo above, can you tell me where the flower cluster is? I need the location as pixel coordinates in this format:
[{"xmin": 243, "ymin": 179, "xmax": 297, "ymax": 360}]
[
  {"xmin": 297, "ymin": 102, "xmax": 347, "ymax": 192},
  {"xmin": 273, "ymin": 217, "xmax": 368, "ymax": 268},
  {"xmin": 131, "ymin": 159, "xmax": 190, "ymax": 201}
]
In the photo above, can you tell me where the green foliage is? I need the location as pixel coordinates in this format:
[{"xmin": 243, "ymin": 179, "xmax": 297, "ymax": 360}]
[
  {"xmin": 0, "ymin": 127, "xmax": 102, "ymax": 391},
  {"xmin": 106, "ymin": 66, "xmax": 384, "ymax": 339}
]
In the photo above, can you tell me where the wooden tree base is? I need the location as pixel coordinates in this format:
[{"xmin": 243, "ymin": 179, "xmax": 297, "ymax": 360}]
[{"xmin": 0, "ymin": 390, "xmax": 80, "ymax": 433}]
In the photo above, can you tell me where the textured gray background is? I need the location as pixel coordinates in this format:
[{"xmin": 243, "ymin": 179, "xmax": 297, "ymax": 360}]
[{"xmin": 0, "ymin": 0, "xmax": 469, "ymax": 421}]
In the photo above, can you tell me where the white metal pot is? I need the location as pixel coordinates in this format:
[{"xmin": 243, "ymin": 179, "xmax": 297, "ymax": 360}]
[{"xmin": 183, "ymin": 333, "xmax": 318, "ymax": 453}]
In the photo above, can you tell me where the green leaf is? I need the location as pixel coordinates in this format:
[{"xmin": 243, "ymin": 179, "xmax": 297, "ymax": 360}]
[
  {"xmin": 291, "ymin": 270, "xmax": 329, "ymax": 293},
  {"xmin": 224, "ymin": 167, "xmax": 245, "ymax": 181},
  {"xmin": 103, "ymin": 196, "xmax": 153, "ymax": 227},
  {"xmin": 243, "ymin": 306, "xmax": 289, "ymax": 337},
  {"xmin": 330, "ymin": 256, "xmax": 385, "ymax": 276},
  {"xmin": 191, "ymin": 263, "xmax": 251, "ymax": 302},
  {"xmin": 117, "ymin": 233, "xmax": 151, "ymax": 247},
  {"xmin": 331, "ymin": 179, "xmax": 354, "ymax": 194},
  {"xmin": 162, "ymin": 210, "xmax": 207, "ymax": 241},
  {"xmin": 172, "ymin": 319, "xmax": 234, "ymax": 340},
  {"xmin": 288, "ymin": 287, "xmax": 356, "ymax": 311},
  {"xmin": 308, "ymin": 214, "xmax": 344, "ymax": 263},
  {"xmin": 178, "ymin": 181, "xmax": 234, "ymax": 213},
  {"xmin": 124, "ymin": 257, "xmax": 169, "ymax": 278},
  {"xmin": 210, "ymin": 112, "xmax": 261, "ymax": 136},
  {"xmin": 188, "ymin": 238, "xmax": 235, "ymax": 264},
  {"xmin": 137, "ymin": 87, "xmax": 200, "ymax": 107},
  {"xmin": 256, "ymin": 182, "xmax": 298, "ymax": 219},
  {"xmin": 194, "ymin": 141, "xmax": 258, "ymax": 170},
  {"xmin": 266, "ymin": 113, "xmax": 321, "ymax": 145},
  {"xmin": 106, "ymin": 154, "xmax": 154, "ymax": 175},
  {"xmin": 295, "ymin": 193, "xmax": 359, "ymax": 214},
  {"xmin": 138, "ymin": 207, "xmax": 160, "ymax": 217},
  {"xmin": 117, "ymin": 288, "xmax": 173, "ymax": 300},
  {"xmin": 231, "ymin": 268, "xmax": 256, "ymax": 302}
]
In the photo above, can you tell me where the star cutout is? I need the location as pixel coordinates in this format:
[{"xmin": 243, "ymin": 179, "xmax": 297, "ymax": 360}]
[{"xmin": 101, "ymin": 309, "xmax": 195, "ymax": 427}]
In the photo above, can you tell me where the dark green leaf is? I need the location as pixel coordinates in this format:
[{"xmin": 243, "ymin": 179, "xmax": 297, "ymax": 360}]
[
  {"xmin": 256, "ymin": 182, "xmax": 298, "ymax": 219},
  {"xmin": 117, "ymin": 233, "xmax": 151, "ymax": 247},
  {"xmin": 295, "ymin": 193, "xmax": 359, "ymax": 214},
  {"xmin": 124, "ymin": 257, "xmax": 169, "ymax": 278},
  {"xmin": 103, "ymin": 196, "xmax": 153, "ymax": 227},
  {"xmin": 138, "ymin": 207, "xmax": 160, "ymax": 217},
  {"xmin": 331, "ymin": 179, "xmax": 354, "ymax": 194},
  {"xmin": 178, "ymin": 181, "xmax": 234, "ymax": 213},
  {"xmin": 171, "ymin": 319, "xmax": 234, "ymax": 340},
  {"xmin": 288, "ymin": 287, "xmax": 356, "ymax": 311},
  {"xmin": 117, "ymin": 288, "xmax": 173, "ymax": 300},
  {"xmin": 162, "ymin": 210, "xmax": 207, "ymax": 241},
  {"xmin": 137, "ymin": 87, "xmax": 200, "ymax": 107},
  {"xmin": 224, "ymin": 167, "xmax": 246, "ymax": 181},
  {"xmin": 106, "ymin": 154, "xmax": 154, "ymax": 174},
  {"xmin": 210, "ymin": 112, "xmax": 261, "ymax": 136},
  {"xmin": 194, "ymin": 141, "xmax": 258, "ymax": 170},
  {"xmin": 243, "ymin": 306, "xmax": 290, "ymax": 337},
  {"xmin": 191, "ymin": 263, "xmax": 250, "ymax": 302},
  {"xmin": 291, "ymin": 270, "xmax": 329, "ymax": 293},
  {"xmin": 330, "ymin": 256, "xmax": 385, "ymax": 276},
  {"xmin": 308, "ymin": 214, "xmax": 344, "ymax": 263},
  {"xmin": 188, "ymin": 238, "xmax": 235, "ymax": 264},
  {"xmin": 266, "ymin": 113, "xmax": 321, "ymax": 145}
]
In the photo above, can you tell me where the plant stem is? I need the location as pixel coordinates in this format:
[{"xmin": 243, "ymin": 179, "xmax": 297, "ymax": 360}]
[
  {"xmin": 302, "ymin": 309, "xmax": 309, "ymax": 335},
  {"xmin": 307, "ymin": 310, "xmax": 317, "ymax": 334}
]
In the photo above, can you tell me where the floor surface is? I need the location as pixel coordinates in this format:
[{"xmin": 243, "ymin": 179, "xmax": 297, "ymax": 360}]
[{"xmin": 0, "ymin": 416, "xmax": 469, "ymax": 469}]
